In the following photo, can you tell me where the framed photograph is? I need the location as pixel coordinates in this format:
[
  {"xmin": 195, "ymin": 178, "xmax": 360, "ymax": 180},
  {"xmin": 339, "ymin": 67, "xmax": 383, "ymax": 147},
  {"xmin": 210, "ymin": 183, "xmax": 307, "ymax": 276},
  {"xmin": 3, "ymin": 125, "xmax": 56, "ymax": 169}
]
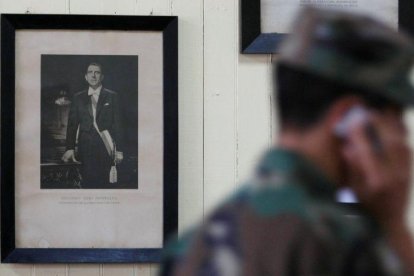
[
  {"xmin": 241, "ymin": 0, "xmax": 414, "ymax": 54},
  {"xmin": 1, "ymin": 14, "xmax": 178, "ymax": 263}
]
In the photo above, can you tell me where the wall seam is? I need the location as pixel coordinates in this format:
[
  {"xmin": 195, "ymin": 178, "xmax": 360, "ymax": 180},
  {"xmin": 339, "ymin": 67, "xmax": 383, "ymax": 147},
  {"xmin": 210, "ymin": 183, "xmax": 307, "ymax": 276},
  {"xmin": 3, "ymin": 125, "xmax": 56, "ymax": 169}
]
[
  {"xmin": 202, "ymin": 0, "xmax": 206, "ymax": 218},
  {"xmin": 234, "ymin": 0, "xmax": 239, "ymax": 184}
]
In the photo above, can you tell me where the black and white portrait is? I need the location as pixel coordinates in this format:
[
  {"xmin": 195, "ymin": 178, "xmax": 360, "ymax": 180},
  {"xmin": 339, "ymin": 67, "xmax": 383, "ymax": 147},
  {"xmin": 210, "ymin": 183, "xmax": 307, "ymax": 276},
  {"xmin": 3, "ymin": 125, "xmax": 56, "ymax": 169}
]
[
  {"xmin": 13, "ymin": 29, "xmax": 166, "ymax": 250},
  {"xmin": 41, "ymin": 55, "xmax": 138, "ymax": 189}
]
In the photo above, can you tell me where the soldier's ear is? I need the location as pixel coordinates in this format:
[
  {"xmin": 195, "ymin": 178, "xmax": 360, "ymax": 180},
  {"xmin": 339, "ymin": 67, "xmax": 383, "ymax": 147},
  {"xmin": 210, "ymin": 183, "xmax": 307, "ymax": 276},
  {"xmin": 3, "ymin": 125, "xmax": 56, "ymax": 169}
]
[
  {"xmin": 101, "ymin": 74, "xmax": 104, "ymax": 81},
  {"xmin": 85, "ymin": 74, "xmax": 88, "ymax": 81}
]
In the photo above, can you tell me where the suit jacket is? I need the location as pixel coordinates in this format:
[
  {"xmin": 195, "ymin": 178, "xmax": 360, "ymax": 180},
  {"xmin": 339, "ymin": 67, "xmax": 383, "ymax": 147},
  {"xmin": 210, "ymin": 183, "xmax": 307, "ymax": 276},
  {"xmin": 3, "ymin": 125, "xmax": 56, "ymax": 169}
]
[{"xmin": 66, "ymin": 87, "xmax": 123, "ymax": 152}]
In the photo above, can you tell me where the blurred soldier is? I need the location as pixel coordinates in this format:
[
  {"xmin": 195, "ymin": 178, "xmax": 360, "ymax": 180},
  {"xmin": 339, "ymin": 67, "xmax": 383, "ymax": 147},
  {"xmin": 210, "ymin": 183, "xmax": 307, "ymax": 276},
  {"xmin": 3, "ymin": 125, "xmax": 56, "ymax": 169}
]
[{"xmin": 161, "ymin": 7, "xmax": 414, "ymax": 275}]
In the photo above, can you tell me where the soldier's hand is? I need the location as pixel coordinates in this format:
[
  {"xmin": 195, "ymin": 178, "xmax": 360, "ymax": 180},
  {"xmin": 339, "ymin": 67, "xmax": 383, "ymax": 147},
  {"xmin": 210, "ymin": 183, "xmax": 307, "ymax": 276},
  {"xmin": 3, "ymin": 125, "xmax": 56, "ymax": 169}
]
[
  {"xmin": 340, "ymin": 108, "xmax": 411, "ymax": 227},
  {"xmin": 62, "ymin": 149, "xmax": 78, "ymax": 163}
]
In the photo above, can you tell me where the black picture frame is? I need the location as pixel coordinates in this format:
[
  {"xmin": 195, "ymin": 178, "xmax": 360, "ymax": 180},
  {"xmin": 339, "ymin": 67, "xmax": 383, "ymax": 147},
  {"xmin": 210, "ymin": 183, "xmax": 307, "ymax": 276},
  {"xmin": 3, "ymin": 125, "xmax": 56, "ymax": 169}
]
[
  {"xmin": 241, "ymin": 0, "xmax": 414, "ymax": 54},
  {"xmin": 1, "ymin": 14, "xmax": 178, "ymax": 263}
]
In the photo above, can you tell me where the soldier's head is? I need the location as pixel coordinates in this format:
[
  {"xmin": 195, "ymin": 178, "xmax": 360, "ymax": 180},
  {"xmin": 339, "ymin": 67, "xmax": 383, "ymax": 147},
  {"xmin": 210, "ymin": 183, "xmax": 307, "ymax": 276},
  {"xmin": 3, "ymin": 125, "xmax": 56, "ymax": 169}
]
[
  {"xmin": 275, "ymin": 7, "xmax": 414, "ymax": 131},
  {"xmin": 85, "ymin": 62, "xmax": 104, "ymax": 89},
  {"xmin": 274, "ymin": 7, "xmax": 414, "ymax": 185}
]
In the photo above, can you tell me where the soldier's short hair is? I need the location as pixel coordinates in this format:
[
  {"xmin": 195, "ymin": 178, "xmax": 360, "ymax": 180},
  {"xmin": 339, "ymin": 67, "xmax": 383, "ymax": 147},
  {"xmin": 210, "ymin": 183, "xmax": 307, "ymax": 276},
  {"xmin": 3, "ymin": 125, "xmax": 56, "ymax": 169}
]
[{"xmin": 276, "ymin": 64, "xmax": 391, "ymax": 129}]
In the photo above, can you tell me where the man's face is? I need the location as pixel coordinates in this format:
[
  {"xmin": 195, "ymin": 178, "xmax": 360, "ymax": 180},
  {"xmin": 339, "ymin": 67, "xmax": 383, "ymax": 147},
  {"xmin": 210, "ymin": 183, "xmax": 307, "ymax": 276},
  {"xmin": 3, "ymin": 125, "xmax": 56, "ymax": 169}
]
[{"xmin": 85, "ymin": 65, "xmax": 104, "ymax": 88}]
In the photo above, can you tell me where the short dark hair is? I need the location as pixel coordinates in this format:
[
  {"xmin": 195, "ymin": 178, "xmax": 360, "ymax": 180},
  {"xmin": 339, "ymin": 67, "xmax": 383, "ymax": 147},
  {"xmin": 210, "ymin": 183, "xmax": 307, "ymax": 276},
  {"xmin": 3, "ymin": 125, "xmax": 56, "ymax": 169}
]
[
  {"xmin": 275, "ymin": 64, "xmax": 394, "ymax": 129},
  {"xmin": 86, "ymin": 62, "xmax": 103, "ymax": 74}
]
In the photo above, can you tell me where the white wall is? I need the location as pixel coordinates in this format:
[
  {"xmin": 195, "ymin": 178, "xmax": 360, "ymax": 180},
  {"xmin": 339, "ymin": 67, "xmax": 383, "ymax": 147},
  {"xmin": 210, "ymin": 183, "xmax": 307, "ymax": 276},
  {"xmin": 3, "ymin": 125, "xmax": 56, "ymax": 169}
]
[{"xmin": 1, "ymin": 0, "xmax": 413, "ymax": 275}]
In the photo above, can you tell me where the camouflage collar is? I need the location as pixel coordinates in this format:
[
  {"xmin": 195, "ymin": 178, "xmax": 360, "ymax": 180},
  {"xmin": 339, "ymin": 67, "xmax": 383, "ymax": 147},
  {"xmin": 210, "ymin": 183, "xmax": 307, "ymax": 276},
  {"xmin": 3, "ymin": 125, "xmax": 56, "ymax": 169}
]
[{"xmin": 256, "ymin": 148, "xmax": 337, "ymax": 201}]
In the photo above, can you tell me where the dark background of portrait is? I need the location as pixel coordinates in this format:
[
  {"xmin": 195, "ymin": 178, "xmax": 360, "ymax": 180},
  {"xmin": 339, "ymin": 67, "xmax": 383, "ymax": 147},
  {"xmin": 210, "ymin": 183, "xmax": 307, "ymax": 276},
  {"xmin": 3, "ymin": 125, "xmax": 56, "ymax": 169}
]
[{"xmin": 41, "ymin": 55, "xmax": 138, "ymax": 189}]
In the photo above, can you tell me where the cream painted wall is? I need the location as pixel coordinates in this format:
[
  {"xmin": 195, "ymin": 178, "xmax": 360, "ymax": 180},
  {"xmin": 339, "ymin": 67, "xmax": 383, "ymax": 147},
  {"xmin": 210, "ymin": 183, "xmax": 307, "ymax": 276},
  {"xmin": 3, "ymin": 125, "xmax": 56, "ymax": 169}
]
[{"xmin": 0, "ymin": 0, "xmax": 413, "ymax": 275}]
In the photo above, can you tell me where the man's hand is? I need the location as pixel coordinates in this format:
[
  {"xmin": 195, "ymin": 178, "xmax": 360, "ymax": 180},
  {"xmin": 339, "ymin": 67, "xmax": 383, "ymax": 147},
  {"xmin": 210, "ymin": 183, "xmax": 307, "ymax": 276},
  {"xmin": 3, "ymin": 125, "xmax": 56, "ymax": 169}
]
[
  {"xmin": 341, "ymin": 109, "xmax": 411, "ymax": 224},
  {"xmin": 62, "ymin": 149, "xmax": 78, "ymax": 163},
  {"xmin": 115, "ymin": 151, "xmax": 123, "ymax": 164},
  {"xmin": 340, "ymin": 108, "xmax": 414, "ymax": 274}
]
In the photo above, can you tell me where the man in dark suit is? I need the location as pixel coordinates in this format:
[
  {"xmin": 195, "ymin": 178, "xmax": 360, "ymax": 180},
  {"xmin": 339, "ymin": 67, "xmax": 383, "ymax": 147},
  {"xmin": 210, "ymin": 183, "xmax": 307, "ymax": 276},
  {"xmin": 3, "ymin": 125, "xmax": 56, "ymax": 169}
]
[{"xmin": 62, "ymin": 62, "xmax": 123, "ymax": 188}]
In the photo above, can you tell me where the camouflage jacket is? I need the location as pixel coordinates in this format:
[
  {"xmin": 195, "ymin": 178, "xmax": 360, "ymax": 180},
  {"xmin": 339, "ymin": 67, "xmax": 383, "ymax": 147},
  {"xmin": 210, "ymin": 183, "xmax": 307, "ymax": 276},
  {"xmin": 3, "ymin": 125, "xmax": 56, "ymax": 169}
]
[{"xmin": 161, "ymin": 148, "xmax": 404, "ymax": 275}]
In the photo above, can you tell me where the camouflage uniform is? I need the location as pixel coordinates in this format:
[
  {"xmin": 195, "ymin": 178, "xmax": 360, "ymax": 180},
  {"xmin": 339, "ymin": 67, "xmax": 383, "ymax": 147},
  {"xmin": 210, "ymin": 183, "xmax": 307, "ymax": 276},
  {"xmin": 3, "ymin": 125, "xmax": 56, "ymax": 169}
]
[
  {"xmin": 161, "ymin": 149, "xmax": 403, "ymax": 275},
  {"xmin": 161, "ymin": 7, "xmax": 414, "ymax": 276}
]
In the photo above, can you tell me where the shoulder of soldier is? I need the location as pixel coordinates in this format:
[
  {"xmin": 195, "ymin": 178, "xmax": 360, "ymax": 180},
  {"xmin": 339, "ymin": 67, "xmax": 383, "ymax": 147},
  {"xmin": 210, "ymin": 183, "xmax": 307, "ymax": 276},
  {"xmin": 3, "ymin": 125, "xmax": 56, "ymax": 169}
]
[
  {"xmin": 160, "ymin": 184, "xmax": 373, "ymax": 274},
  {"xmin": 244, "ymin": 175, "xmax": 311, "ymax": 219},
  {"xmin": 220, "ymin": 179, "xmax": 369, "ymax": 242}
]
